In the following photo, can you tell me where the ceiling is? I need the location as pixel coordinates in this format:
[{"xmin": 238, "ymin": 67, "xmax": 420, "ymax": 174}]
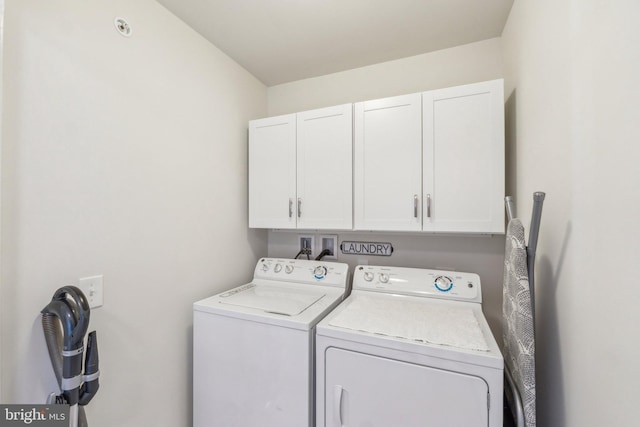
[{"xmin": 155, "ymin": 0, "xmax": 514, "ymax": 86}]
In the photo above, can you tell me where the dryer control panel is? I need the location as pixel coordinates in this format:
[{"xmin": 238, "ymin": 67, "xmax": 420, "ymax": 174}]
[
  {"xmin": 353, "ymin": 265, "xmax": 481, "ymax": 303},
  {"xmin": 254, "ymin": 258, "xmax": 349, "ymax": 288}
]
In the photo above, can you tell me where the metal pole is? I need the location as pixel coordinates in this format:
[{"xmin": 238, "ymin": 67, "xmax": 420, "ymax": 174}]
[
  {"xmin": 505, "ymin": 196, "xmax": 516, "ymax": 222},
  {"xmin": 527, "ymin": 192, "xmax": 546, "ymax": 316}
]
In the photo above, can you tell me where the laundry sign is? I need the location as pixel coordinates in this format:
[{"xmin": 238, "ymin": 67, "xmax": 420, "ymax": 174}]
[{"xmin": 340, "ymin": 241, "xmax": 394, "ymax": 257}]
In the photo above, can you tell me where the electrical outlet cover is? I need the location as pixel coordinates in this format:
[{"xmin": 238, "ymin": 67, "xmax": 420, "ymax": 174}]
[{"xmin": 79, "ymin": 275, "xmax": 104, "ymax": 309}]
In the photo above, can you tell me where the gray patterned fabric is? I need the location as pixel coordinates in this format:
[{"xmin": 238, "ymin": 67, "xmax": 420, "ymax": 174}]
[{"xmin": 503, "ymin": 219, "xmax": 536, "ymax": 427}]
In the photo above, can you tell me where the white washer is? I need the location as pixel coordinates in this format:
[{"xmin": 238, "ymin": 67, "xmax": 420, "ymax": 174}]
[
  {"xmin": 316, "ymin": 265, "xmax": 503, "ymax": 427},
  {"xmin": 193, "ymin": 257, "xmax": 350, "ymax": 427}
]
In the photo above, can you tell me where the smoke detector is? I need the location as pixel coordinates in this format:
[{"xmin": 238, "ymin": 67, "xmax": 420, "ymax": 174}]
[{"xmin": 114, "ymin": 17, "xmax": 132, "ymax": 37}]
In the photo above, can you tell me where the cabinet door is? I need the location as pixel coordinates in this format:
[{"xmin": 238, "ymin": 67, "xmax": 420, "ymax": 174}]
[
  {"xmin": 423, "ymin": 79, "xmax": 505, "ymax": 233},
  {"xmin": 354, "ymin": 94, "xmax": 422, "ymax": 231},
  {"xmin": 297, "ymin": 104, "xmax": 353, "ymax": 230},
  {"xmin": 324, "ymin": 348, "xmax": 489, "ymax": 427},
  {"xmin": 248, "ymin": 114, "xmax": 296, "ymax": 229}
]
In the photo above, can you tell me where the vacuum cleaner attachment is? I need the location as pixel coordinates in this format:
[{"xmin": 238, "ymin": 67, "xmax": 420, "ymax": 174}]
[{"xmin": 42, "ymin": 286, "xmax": 99, "ymax": 427}]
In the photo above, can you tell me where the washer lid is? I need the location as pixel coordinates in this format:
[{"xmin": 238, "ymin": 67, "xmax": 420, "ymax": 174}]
[
  {"xmin": 218, "ymin": 284, "xmax": 324, "ymax": 316},
  {"xmin": 194, "ymin": 281, "xmax": 345, "ymax": 330}
]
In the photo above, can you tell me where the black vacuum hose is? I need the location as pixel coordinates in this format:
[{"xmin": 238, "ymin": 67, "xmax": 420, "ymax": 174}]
[{"xmin": 41, "ymin": 286, "xmax": 93, "ymax": 427}]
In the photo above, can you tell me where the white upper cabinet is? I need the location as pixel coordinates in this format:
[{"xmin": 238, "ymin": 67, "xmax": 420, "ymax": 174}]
[
  {"xmin": 248, "ymin": 114, "xmax": 297, "ymax": 229},
  {"xmin": 423, "ymin": 79, "xmax": 505, "ymax": 233},
  {"xmin": 248, "ymin": 105, "xmax": 353, "ymax": 230},
  {"xmin": 297, "ymin": 104, "xmax": 353, "ymax": 230},
  {"xmin": 248, "ymin": 79, "xmax": 504, "ymax": 234},
  {"xmin": 354, "ymin": 94, "xmax": 423, "ymax": 231}
]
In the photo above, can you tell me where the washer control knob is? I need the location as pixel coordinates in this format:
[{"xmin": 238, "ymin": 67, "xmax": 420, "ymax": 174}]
[
  {"xmin": 313, "ymin": 266, "xmax": 328, "ymax": 280},
  {"xmin": 285, "ymin": 265, "xmax": 294, "ymax": 274},
  {"xmin": 274, "ymin": 263, "xmax": 282, "ymax": 273},
  {"xmin": 379, "ymin": 273, "xmax": 389, "ymax": 283},
  {"xmin": 363, "ymin": 272, "xmax": 374, "ymax": 282},
  {"xmin": 434, "ymin": 276, "xmax": 453, "ymax": 292},
  {"xmin": 261, "ymin": 263, "xmax": 269, "ymax": 272}
]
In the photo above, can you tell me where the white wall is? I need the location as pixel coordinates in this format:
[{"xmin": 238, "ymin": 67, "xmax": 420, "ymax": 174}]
[
  {"xmin": 268, "ymin": 38, "xmax": 503, "ymax": 115},
  {"xmin": 1, "ymin": 1, "xmax": 267, "ymax": 426},
  {"xmin": 266, "ymin": 38, "xmax": 507, "ymax": 339},
  {"xmin": 502, "ymin": 0, "xmax": 640, "ymax": 425}
]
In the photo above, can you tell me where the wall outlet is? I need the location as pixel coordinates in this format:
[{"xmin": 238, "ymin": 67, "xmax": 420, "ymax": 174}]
[
  {"xmin": 79, "ymin": 275, "xmax": 104, "ymax": 309},
  {"xmin": 298, "ymin": 234, "xmax": 315, "ymax": 259},
  {"xmin": 320, "ymin": 235, "xmax": 338, "ymax": 260}
]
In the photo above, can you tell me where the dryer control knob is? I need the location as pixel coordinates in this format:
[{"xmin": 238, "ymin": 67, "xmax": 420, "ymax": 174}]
[
  {"xmin": 285, "ymin": 265, "xmax": 294, "ymax": 274},
  {"xmin": 274, "ymin": 264, "xmax": 282, "ymax": 273},
  {"xmin": 363, "ymin": 272, "xmax": 374, "ymax": 282},
  {"xmin": 379, "ymin": 273, "xmax": 389, "ymax": 283},
  {"xmin": 434, "ymin": 276, "xmax": 453, "ymax": 292},
  {"xmin": 313, "ymin": 266, "xmax": 327, "ymax": 280}
]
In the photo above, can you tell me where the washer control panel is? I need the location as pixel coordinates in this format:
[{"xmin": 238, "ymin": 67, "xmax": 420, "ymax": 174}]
[
  {"xmin": 354, "ymin": 265, "xmax": 481, "ymax": 303},
  {"xmin": 254, "ymin": 258, "xmax": 349, "ymax": 287}
]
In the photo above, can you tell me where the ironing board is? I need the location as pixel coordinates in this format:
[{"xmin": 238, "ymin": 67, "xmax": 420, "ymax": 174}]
[{"xmin": 503, "ymin": 192, "xmax": 545, "ymax": 427}]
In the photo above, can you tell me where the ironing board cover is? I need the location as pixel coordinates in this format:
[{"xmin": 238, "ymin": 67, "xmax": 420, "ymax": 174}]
[{"xmin": 503, "ymin": 219, "xmax": 536, "ymax": 426}]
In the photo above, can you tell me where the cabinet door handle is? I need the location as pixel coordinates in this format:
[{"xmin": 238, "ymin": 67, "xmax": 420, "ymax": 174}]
[
  {"xmin": 333, "ymin": 385, "xmax": 344, "ymax": 426},
  {"xmin": 414, "ymin": 194, "xmax": 419, "ymax": 218},
  {"xmin": 289, "ymin": 199, "xmax": 293, "ymax": 218},
  {"xmin": 298, "ymin": 198, "xmax": 302, "ymax": 218},
  {"xmin": 426, "ymin": 194, "xmax": 431, "ymax": 218}
]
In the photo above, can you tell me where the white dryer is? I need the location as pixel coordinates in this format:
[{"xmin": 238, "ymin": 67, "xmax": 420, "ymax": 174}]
[
  {"xmin": 193, "ymin": 257, "xmax": 349, "ymax": 427},
  {"xmin": 316, "ymin": 265, "xmax": 503, "ymax": 427}
]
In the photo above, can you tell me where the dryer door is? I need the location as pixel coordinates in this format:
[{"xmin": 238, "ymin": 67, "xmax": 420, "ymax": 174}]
[{"xmin": 324, "ymin": 348, "xmax": 488, "ymax": 427}]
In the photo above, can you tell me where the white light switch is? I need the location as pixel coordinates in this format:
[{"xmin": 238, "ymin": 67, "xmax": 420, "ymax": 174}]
[{"xmin": 79, "ymin": 275, "xmax": 104, "ymax": 309}]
